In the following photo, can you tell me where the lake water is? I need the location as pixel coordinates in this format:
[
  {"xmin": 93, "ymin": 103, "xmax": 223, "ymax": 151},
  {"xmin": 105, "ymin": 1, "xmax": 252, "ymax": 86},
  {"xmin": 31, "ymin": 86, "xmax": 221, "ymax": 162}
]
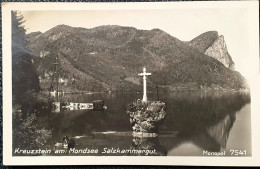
[{"xmin": 39, "ymin": 91, "xmax": 251, "ymax": 156}]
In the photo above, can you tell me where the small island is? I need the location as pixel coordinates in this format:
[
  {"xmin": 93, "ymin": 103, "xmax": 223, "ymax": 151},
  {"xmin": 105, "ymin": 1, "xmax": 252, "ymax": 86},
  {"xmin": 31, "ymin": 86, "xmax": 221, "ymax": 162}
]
[
  {"xmin": 127, "ymin": 68, "xmax": 166, "ymax": 137},
  {"xmin": 127, "ymin": 100, "xmax": 166, "ymax": 137}
]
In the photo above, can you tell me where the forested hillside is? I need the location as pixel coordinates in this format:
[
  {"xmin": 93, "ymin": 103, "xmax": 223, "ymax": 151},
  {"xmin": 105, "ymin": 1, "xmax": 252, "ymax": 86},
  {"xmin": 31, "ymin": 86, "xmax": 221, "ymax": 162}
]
[{"xmin": 27, "ymin": 25, "xmax": 247, "ymax": 92}]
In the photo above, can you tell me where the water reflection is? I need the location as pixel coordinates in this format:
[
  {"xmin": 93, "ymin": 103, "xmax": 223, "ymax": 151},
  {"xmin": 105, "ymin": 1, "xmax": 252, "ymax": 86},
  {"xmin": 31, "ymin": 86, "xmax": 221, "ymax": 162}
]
[
  {"xmin": 36, "ymin": 91, "xmax": 250, "ymax": 156},
  {"xmin": 165, "ymin": 113, "xmax": 237, "ymax": 155},
  {"xmin": 206, "ymin": 113, "xmax": 236, "ymax": 150},
  {"xmin": 131, "ymin": 137, "xmax": 167, "ymax": 156}
]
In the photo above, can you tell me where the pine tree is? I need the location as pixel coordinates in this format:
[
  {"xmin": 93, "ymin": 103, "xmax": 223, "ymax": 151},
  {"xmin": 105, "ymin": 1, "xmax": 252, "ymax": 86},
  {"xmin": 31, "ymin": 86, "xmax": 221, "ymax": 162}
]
[
  {"xmin": 12, "ymin": 12, "xmax": 51, "ymax": 151},
  {"xmin": 12, "ymin": 11, "xmax": 40, "ymax": 105},
  {"xmin": 12, "ymin": 11, "xmax": 27, "ymax": 47}
]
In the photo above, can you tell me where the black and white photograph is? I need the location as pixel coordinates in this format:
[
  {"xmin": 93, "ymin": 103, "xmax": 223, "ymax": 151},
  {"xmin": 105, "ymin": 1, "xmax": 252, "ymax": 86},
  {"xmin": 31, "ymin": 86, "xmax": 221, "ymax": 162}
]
[{"xmin": 2, "ymin": 1, "xmax": 260, "ymax": 166}]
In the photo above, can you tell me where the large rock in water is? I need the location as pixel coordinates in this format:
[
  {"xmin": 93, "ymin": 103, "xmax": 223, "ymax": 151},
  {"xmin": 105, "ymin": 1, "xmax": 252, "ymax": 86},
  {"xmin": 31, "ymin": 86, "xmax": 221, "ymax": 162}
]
[{"xmin": 126, "ymin": 100, "xmax": 166, "ymax": 137}]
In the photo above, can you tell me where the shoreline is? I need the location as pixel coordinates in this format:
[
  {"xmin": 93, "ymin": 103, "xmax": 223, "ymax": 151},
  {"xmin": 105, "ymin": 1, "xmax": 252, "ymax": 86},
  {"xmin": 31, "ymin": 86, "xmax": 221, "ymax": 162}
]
[{"xmin": 41, "ymin": 88, "xmax": 250, "ymax": 95}]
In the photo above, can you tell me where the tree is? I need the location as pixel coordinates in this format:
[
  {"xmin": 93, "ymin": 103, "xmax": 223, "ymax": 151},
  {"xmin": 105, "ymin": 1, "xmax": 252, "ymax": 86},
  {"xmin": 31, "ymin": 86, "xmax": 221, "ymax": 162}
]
[
  {"xmin": 12, "ymin": 11, "xmax": 40, "ymax": 105},
  {"xmin": 12, "ymin": 12, "xmax": 51, "ymax": 153},
  {"xmin": 12, "ymin": 11, "xmax": 27, "ymax": 47}
]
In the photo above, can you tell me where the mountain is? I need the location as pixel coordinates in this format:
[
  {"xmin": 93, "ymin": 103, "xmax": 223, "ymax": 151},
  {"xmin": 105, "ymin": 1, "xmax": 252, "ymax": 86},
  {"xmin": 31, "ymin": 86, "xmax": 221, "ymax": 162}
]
[
  {"xmin": 188, "ymin": 31, "xmax": 219, "ymax": 53},
  {"xmin": 188, "ymin": 31, "xmax": 235, "ymax": 70},
  {"xmin": 27, "ymin": 25, "xmax": 247, "ymax": 92},
  {"xmin": 204, "ymin": 35, "xmax": 235, "ymax": 70}
]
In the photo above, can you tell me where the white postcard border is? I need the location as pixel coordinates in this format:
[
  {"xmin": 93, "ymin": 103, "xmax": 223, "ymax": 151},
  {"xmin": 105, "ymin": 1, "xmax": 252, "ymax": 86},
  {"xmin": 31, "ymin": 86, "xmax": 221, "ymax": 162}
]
[{"xmin": 2, "ymin": 1, "xmax": 260, "ymax": 166}]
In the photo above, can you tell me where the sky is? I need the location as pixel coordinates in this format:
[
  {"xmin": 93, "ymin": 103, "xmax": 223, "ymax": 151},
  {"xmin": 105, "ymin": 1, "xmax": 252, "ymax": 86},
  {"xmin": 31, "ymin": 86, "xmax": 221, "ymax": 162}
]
[{"xmin": 21, "ymin": 9, "xmax": 250, "ymax": 79}]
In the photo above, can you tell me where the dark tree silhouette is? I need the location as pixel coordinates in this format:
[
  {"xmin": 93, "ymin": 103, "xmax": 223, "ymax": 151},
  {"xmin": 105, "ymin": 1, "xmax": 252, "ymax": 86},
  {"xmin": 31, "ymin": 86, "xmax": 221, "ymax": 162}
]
[
  {"xmin": 12, "ymin": 11, "xmax": 40, "ymax": 105},
  {"xmin": 12, "ymin": 12, "xmax": 52, "ymax": 152},
  {"xmin": 12, "ymin": 11, "xmax": 27, "ymax": 47}
]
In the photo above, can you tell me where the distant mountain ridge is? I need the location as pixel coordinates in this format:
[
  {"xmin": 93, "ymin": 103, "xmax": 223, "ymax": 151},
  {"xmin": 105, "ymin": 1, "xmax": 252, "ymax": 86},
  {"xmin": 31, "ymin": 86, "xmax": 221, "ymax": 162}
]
[{"xmin": 26, "ymin": 25, "xmax": 247, "ymax": 92}]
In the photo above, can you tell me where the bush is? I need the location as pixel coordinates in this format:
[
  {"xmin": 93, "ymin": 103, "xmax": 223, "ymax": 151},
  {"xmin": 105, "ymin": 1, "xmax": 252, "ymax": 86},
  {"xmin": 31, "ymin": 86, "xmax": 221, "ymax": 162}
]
[
  {"xmin": 13, "ymin": 108, "xmax": 52, "ymax": 152},
  {"xmin": 12, "ymin": 91, "xmax": 52, "ymax": 155}
]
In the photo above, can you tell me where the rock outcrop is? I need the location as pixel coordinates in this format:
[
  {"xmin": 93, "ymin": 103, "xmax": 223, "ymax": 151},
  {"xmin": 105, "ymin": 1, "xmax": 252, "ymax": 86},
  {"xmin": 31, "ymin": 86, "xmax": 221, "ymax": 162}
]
[
  {"xmin": 127, "ymin": 100, "xmax": 166, "ymax": 137},
  {"xmin": 188, "ymin": 32, "xmax": 235, "ymax": 70},
  {"xmin": 205, "ymin": 35, "xmax": 235, "ymax": 70},
  {"xmin": 188, "ymin": 31, "xmax": 219, "ymax": 53}
]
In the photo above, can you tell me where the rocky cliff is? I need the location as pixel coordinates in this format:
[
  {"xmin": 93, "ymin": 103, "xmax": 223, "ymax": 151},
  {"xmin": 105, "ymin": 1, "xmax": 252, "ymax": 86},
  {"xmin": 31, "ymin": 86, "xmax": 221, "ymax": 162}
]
[
  {"xmin": 188, "ymin": 31, "xmax": 219, "ymax": 53},
  {"xmin": 188, "ymin": 32, "xmax": 235, "ymax": 70},
  {"xmin": 205, "ymin": 35, "xmax": 235, "ymax": 70}
]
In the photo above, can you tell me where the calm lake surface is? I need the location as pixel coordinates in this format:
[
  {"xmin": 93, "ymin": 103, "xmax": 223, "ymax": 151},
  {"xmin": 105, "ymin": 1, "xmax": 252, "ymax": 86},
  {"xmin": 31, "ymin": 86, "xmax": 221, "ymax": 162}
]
[{"xmin": 39, "ymin": 91, "xmax": 251, "ymax": 156}]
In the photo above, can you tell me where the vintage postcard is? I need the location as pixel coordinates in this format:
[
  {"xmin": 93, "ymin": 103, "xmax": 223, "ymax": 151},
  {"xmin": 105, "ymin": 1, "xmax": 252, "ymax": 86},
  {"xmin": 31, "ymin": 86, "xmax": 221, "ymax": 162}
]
[{"xmin": 2, "ymin": 1, "xmax": 260, "ymax": 166}]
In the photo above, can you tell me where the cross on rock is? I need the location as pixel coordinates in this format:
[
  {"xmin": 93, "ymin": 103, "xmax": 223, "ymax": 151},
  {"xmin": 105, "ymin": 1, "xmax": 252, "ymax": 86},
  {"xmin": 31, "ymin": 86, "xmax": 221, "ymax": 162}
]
[{"xmin": 138, "ymin": 67, "xmax": 151, "ymax": 102}]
